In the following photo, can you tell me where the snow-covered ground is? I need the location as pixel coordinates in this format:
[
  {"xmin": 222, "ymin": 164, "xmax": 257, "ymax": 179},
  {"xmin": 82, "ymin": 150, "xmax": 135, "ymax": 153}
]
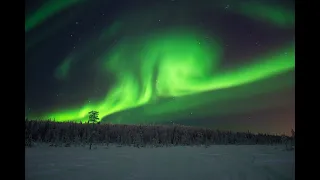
[{"xmin": 25, "ymin": 145, "xmax": 294, "ymax": 180}]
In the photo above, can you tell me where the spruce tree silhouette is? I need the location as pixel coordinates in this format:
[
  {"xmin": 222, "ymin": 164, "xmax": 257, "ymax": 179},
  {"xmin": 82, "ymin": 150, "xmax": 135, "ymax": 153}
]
[{"xmin": 88, "ymin": 111, "xmax": 99, "ymax": 150}]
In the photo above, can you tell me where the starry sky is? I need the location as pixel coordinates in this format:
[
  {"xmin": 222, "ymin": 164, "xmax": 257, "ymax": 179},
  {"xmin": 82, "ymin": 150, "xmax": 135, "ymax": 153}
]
[{"xmin": 25, "ymin": 0, "xmax": 295, "ymax": 135}]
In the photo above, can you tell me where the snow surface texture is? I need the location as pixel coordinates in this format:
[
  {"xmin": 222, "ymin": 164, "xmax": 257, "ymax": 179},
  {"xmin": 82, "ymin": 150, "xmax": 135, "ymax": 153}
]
[{"xmin": 25, "ymin": 145, "xmax": 294, "ymax": 180}]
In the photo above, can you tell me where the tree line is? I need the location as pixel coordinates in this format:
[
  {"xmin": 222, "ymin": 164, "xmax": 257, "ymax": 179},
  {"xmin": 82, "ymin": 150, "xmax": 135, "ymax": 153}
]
[{"xmin": 25, "ymin": 119, "xmax": 293, "ymax": 148}]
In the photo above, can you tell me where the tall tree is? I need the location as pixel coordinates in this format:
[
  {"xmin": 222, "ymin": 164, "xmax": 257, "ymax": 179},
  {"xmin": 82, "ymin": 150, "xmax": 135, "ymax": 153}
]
[{"xmin": 88, "ymin": 111, "xmax": 99, "ymax": 149}]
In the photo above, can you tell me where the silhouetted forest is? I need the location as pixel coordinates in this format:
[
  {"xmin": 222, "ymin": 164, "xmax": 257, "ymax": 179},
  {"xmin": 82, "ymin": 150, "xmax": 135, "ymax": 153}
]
[{"xmin": 25, "ymin": 120, "xmax": 293, "ymax": 147}]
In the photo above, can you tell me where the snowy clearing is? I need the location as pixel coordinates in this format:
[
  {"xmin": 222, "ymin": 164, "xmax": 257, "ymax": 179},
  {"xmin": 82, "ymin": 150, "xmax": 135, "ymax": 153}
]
[{"xmin": 25, "ymin": 145, "xmax": 294, "ymax": 180}]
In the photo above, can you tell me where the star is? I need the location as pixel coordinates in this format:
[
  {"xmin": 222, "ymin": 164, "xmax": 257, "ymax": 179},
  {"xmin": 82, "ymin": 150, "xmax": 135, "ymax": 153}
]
[
  {"xmin": 70, "ymin": 34, "xmax": 73, "ymax": 37},
  {"xmin": 75, "ymin": 21, "xmax": 79, "ymax": 25}
]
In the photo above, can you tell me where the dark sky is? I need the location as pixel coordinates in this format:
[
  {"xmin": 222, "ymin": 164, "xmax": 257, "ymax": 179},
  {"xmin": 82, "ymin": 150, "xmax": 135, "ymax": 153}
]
[{"xmin": 25, "ymin": 0, "xmax": 295, "ymax": 135}]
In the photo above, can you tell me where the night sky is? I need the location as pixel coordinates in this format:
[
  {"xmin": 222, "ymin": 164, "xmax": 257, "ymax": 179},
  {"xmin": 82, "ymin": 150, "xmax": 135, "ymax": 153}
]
[{"xmin": 25, "ymin": 0, "xmax": 295, "ymax": 135}]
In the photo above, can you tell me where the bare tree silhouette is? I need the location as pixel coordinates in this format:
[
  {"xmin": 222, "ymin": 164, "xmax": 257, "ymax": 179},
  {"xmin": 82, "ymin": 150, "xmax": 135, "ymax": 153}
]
[{"xmin": 291, "ymin": 129, "xmax": 295, "ymax": 148}]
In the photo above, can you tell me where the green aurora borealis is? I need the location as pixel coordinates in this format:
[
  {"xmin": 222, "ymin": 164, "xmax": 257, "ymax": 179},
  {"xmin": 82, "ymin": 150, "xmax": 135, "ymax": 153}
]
[{"xmin": 25, "ymin": 0, "xmax": 295, "ymax": 134}]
